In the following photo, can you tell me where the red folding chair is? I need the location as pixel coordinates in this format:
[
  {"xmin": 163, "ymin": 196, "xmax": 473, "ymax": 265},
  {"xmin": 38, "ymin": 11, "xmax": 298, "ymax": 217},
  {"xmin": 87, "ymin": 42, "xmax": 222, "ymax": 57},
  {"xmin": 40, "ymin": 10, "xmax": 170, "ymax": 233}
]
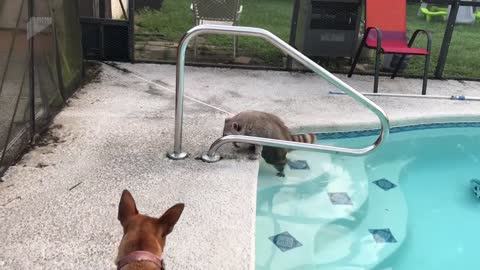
[{"xmin": 348, "ymin": 0, "xmax": 432, "ymax": 95}]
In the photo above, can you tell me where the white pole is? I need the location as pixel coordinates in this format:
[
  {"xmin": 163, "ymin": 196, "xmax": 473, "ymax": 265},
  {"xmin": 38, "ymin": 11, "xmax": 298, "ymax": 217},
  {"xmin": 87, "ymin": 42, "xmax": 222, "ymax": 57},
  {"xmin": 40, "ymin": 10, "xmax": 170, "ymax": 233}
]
[{"xmin": 329, "ymin": 90, "xmax": 480, "ymax": 101}]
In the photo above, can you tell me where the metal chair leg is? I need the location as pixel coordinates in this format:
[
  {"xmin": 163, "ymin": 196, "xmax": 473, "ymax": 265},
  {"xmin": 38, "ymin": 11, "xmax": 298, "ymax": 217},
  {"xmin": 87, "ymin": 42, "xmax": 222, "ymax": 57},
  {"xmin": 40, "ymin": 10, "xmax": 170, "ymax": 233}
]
[
  {"xmin": 374, "ymin": 48, "xmax": 381, "ymax": 93},
  {"xmin": 348, "ymin": 43, "xmax": 364, "ymax": 77},
  {"xmin": 422, "ymin": 53, "xmax": 431, "ymax": 95}
]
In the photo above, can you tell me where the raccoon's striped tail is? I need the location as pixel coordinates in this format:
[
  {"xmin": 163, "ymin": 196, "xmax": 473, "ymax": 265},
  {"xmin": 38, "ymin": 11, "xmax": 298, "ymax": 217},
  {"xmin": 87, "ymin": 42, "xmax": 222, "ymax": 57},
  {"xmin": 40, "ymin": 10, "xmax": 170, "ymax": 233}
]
[{"xmin": 290, "ymin": 133, "xmax": 316, "ymax": 144}]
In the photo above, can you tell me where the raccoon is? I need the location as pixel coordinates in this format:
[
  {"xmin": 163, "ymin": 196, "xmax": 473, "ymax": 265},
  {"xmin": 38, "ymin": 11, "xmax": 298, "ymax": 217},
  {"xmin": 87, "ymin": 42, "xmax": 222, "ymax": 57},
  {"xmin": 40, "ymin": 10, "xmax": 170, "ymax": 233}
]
[{"xmin": 222, "ymin": 111, "xmax": 316, "ymax": 177}]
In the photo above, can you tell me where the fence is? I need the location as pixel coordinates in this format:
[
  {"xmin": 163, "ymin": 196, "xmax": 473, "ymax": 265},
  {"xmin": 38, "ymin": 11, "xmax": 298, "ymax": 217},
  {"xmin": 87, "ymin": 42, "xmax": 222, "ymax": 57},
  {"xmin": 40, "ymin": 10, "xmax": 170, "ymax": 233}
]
[
  {"xmin": 133, "ymin": 0, "xmax": 480, "ymax": 80},
  {"xmin": 0, "ymin": 0, "xmax": 83, "ymax": 176}
]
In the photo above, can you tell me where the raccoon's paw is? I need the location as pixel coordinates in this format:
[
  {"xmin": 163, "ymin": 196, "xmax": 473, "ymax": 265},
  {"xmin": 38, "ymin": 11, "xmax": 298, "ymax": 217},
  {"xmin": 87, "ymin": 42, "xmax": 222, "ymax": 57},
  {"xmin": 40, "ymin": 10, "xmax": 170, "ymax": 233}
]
[{"xmin": 276, "ymin": 172, "xmax": 285, "ymax": 178}]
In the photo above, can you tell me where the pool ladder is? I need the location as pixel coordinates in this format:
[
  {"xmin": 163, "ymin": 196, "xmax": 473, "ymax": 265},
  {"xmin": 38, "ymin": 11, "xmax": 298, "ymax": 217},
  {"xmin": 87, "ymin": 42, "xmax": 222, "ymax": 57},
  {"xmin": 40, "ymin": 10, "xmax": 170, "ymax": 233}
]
[{"xmin": 166, "ymin": 25, "xmax": 391, "ymax": 162}]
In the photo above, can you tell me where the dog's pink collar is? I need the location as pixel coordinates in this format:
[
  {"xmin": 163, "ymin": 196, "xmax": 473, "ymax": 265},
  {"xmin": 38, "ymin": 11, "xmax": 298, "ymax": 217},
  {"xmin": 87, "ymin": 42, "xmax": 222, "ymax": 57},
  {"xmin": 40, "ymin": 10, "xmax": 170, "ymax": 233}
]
[{"xmin": 117, "ymin": 251, "xmax": 164, "ymax": 269}]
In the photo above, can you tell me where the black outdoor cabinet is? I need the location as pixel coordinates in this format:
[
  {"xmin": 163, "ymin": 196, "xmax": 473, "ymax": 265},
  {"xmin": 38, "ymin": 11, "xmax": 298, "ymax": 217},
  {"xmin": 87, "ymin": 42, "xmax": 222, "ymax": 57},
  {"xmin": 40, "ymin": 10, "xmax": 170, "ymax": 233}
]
[
  {"xmin": 290, "ymin": 0, "xmax": 362, "ymax": 59},
  {"xmin": 78, "ymin": 0, "xmax": 134, "ymax": 62}
]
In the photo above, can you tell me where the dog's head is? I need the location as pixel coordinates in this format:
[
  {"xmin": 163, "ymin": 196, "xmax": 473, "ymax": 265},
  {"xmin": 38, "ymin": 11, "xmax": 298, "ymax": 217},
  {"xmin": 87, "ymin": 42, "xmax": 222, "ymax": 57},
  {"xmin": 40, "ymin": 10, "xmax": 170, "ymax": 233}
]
[{"xmin": 116, "ymin": 190, "xmax": 184, "ymax": 269}]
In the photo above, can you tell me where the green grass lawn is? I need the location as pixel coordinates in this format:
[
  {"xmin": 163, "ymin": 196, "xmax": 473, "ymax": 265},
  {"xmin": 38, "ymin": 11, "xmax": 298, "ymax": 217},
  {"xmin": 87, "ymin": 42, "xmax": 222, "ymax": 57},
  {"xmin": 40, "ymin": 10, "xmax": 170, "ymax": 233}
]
[
  {"xmin": 135, "ymin": 0, "xmax": 292, "ymax": 65},
  {"xmin": 135, "ymin": 0, "xmax": 480, "ymax": 78}
]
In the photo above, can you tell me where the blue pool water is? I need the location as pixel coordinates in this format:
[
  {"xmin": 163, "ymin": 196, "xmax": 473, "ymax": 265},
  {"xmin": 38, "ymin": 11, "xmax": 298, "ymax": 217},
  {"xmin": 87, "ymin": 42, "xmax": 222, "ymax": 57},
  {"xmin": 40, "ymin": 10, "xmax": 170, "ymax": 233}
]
[{"xmin": 255, "ymin": 124, "xmax": 480, "ymax": 270}]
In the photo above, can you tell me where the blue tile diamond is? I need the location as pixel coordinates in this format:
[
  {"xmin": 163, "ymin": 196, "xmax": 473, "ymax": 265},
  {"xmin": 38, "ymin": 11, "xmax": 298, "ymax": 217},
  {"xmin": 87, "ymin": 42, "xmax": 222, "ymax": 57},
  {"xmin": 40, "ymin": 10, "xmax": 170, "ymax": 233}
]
[
  {"xmin": 269, "ymin": 231, "xmax": 302, "ymax": 252},
  {"xmin": 373, "ymin": 178, "xmax": 397, "ymax": 191},
  {"xmin": 369, "ymin": 228, "xmax": 397, "ymax": 243},
  {"xmin": 328, "ymin": 192, "xmax": 353, "ymax": 205},
  {"xmin": 287, "ymin": 160, "xmax": 310, "ymax": 170}
]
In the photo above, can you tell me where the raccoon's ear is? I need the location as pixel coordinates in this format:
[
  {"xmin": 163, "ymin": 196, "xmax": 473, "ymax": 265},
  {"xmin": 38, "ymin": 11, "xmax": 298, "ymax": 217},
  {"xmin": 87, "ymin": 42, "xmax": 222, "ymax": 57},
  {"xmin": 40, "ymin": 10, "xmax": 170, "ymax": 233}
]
[
  {"xmin": 224, "ymin": 117, "xmax": 231, "ymax": 123},
  {"xmin": 232, "ymin": 122, "xmax": 241, "ymax": 131}
]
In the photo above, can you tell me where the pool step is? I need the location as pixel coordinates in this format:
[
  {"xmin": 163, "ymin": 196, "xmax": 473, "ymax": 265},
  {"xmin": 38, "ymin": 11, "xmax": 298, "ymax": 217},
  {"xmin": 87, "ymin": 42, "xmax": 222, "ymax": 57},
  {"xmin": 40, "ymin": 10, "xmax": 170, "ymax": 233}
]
[
  {"xmin": 256, "ymin": 151, "xmax": 407, "ymax": 269},
  {"xmin": 257, "ymin": 151, "xmax": 370, "ymax": 226}
]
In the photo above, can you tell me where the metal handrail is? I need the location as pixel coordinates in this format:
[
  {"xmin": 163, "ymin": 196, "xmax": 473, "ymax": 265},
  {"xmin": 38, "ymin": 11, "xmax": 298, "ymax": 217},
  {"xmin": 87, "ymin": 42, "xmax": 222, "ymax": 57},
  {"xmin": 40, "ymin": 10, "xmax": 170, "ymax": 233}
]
[{"xmin": 167, "ymin": 25, "xmax": 390, "ymax": 161}]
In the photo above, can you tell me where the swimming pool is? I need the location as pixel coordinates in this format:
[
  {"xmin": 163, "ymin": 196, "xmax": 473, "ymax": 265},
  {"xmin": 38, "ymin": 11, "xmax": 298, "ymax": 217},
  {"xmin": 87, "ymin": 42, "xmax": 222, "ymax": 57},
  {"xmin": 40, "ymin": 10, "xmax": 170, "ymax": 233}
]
[{"xmin": 255, "ymin": 123, "xmax": 480, "ymax": 270}]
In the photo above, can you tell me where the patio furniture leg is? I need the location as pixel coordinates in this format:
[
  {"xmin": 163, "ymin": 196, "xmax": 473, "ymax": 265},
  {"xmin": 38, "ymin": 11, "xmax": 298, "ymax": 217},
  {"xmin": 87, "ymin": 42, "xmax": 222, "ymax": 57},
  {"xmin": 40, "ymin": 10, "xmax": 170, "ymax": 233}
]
[
  {"xmin": 422, "ymin": 52, "xmax": 431, "ymax": 95},
  {"xmin": 349, "ymin": 28, "xmax": 375, "ymax": 77},
  {"xmin": 373, "ymin": 47, "xmax": 381, "ymax": 93},
  {"xmin": 396, "ymin": 29, "xmax": 432, "ymax": 94},
  {"xmin": 348, "ymin": 42, "xmax": 364, "ymax": 77}
]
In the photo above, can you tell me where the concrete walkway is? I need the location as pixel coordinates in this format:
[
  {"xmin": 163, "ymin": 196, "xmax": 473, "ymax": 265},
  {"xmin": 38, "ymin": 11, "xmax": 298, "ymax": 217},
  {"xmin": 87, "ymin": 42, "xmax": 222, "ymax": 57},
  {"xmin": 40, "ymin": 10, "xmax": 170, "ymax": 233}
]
[{"xmin": 0, "ymin": 62, "xmax": 479, "ymax": 269}]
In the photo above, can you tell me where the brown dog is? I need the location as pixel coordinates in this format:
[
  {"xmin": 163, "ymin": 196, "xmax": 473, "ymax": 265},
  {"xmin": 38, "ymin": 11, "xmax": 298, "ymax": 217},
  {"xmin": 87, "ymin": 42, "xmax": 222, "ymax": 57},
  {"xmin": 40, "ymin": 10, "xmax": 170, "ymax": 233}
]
[{"xmin": 116, "ymin": 190, "xmax": 184, "ymax": 270}]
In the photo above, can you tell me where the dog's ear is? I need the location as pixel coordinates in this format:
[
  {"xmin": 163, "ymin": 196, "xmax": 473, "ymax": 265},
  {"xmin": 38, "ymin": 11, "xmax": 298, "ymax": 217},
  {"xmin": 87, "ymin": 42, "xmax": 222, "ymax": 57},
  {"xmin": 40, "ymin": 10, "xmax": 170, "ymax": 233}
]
[
  {"xmin": 118, "ymin": 189, "xmax": 139, "ymax": 226},
  {"xmin": 158, "ymin": 203, "xmax": 185, "ymax": 236}
]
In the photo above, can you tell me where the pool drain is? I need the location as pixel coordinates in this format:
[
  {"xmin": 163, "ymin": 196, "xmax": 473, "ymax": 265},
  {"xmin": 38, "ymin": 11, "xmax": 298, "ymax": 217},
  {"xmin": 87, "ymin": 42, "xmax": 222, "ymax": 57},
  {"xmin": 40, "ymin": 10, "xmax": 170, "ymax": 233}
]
[{"xmin": 470, "ymin": 179, "xmax": 480, "ymax": 199}]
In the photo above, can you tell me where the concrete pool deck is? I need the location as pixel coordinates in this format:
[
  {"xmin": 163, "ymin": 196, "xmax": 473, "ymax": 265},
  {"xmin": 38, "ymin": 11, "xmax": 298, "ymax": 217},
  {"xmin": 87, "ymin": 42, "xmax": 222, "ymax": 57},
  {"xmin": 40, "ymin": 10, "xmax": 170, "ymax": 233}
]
[{"xmin": 0, "ymin": 62, "xmax": 480, "ymax": 269}]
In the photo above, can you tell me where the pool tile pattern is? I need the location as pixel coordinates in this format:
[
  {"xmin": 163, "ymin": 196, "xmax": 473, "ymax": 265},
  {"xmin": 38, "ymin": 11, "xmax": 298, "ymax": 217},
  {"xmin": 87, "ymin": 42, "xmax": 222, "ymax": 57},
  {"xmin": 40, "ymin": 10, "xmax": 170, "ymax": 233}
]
[
  {"xmin": 316, "ymin": 122, "xmax": 480, "ymax": 140},
  {"xmin": 373, "ymin": 178, "xmax": 397, "ymax": 191},
  {"xmin": 287, "ymin": 160, "xmax": 310, "ymax": 170},
  {"xmin": 369, "ymin": 229, "xmax": 397, "ymax": 243},
  {"xmin": 328, "ymin": 192, "xmax": 353, "ymax": 205},
  {"xmin": 269, "ymin": 231, "xmax": 302, "ymax": 252}
]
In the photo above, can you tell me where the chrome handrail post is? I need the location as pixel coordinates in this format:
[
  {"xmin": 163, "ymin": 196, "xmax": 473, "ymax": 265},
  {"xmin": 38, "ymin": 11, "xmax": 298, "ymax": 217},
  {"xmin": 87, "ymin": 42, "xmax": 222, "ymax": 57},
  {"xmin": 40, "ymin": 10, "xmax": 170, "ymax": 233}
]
[
  {"xmin": 167, "ymin": 25, "xmax": 390, "ymax": 161},
  {"xmin": 167, "ymin": 31, "xmax": 194, "ymax": 160}
]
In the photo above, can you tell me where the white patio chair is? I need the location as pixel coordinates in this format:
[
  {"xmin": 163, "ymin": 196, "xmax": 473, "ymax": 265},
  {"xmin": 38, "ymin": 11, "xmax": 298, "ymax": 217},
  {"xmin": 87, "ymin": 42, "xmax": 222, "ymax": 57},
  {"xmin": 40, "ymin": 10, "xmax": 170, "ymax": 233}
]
[
  {"xmin": 190, "ymin": 0, "xmax": 243, "ymax": 58},
  {"xmin": 417, "ymin": 1, "xmax": 429, "ymax": 17}
]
